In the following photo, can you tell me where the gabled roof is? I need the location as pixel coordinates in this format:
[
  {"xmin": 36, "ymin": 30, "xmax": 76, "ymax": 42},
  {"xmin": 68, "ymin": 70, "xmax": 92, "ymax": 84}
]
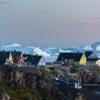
[
  {"xmin": 24, "ymin": 54, "xmax": 42, "ymax": 66},
  {"xmin": 57, "ymin": 52, "xmax": 83, "ymax": 61},
  {"xmin": 4, "ymin": 51, "xmax": 11, "ymax": 58},
  {"xmin": 0, "ymin": 51, "xmax": 11, "ymax": 58},
  {"xmin": 0, "ymin": 51, "xmax": 6, "ymax": 65},
  {"xmin": 85, "ymin": 51, "xmax": 93, "ymax": 58},
  {"xmin": 0, "ymin": 51, "xmax": 11, "ymax": 65},
  {"xmin": 85, "ymin": 51, "xmax": 99, "ymax": 61}
]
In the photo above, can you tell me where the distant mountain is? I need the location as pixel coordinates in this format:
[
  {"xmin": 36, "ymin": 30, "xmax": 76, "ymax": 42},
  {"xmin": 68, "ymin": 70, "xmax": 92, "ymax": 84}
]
[{"xmin": 33, "ymin": 48, "xmax": 51, "ymax": 57}]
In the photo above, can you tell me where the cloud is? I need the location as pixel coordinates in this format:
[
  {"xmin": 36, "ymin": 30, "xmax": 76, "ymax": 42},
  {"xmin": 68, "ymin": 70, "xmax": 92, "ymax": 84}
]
[{"xmin": 0, "ymin": 1, "xmax": 12, "ymax": 4}]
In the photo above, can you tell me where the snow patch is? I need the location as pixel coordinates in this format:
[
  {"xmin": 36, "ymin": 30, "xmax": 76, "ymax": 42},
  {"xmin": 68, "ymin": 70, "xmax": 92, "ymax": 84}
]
[
  {"xmin": 33, "ymin": 48, "xmax": 50, "ymax": 58},
  {"xmin": 96, "ymin": 45, "xmax": 100, "ymax": 51},
  {"xmin": 83, "ymin": 45, "xmax": 93, "ymax": 50},
  {"xmin": 0, "ymin": 43, "xmax": 22, "ymax": 51},
  {"xmin": 60, "ymin": 49, "xmax": 72, "ymax": 53}
]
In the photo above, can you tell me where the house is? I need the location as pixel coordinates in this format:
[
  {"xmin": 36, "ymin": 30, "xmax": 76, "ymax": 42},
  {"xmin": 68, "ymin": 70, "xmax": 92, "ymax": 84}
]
[
  {"xmin": 84, "ymin": 51, "xmax": 93, "ymax": 58},
  {"xmin": 0, "ymin": 51, "xmax": 13, "ymax": 65},
  {"xmin": 56, "ymin": 52, "xmax": 86, "ymax": 65},
  {"xmin": 55, "ymin": 73, "xmax": 82, "ymax": 89},
  {"xmin": 4, "ymin": 51, "xmax": 13, "ymax": 65},
  {"xmin": 85, "ymin": 51, "xmax": 98, "ymax": 66},
  {"xmin": 23, "ymin": 54, "xmax": 46, "ymax": 66},
  {"xmin": 11, "ymin": 51, "xmax": 24, "ymax": 65},
  {"xmin": 68, "ymin": 78, "xmax": 82, "ymax": 89},
  {"xmin": 96, "ymin": 59, "xmax": 100, "ymax": 66},
  {"xmin": 87, "ymin": 58, "xmax": 98, "ymax": 66}
]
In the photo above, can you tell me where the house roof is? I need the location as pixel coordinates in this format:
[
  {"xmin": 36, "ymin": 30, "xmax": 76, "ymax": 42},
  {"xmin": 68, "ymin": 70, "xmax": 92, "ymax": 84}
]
[
  {"xmin": 85, "ymin": 51, "xmax": 99, "ymax": 61},
  {"xmin": 11, "ymin": 51, "xmax": 22, "ymax": 63},
  {"xmin": 85, "ymin": 51, "xmax": 93, "ymax": 58},
  {"xmin": 0, "ymin": 51, "xmax": 11, "ymax": 65},
  {"xmin": 23, "ymin": 54, "xmax": 42, "ymax": 66},
  {"xmin": 4, "ymin": 52, "xmax": 11, "ymax": 58},
  {"xmin": 55, "ymin": 73, "xmax": 78, "ymax": 84},
  {"xmin": 0, "ymin": 52, "xmax": 6, "ymax": 65},
  {"xmin": 57, "ymin": 52, "xmax": 83, "ymax": 61}
]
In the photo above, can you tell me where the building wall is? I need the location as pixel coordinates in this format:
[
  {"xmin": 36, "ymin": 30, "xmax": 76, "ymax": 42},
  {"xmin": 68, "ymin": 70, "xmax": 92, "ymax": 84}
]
[
  {"xmin": 38, "ymin": 57, "xmax": 46, "ymax": 66},
  {"xmin": 79, "ymin": 54, "xmax": 86, "ymax": 65},
  {"xmin": 96, "ymin": 59, "xmax": 100, "ymax": 66},
  {"xmin": 71, "ymin": 60, "xmax": 79, "ymax": 65},
  {"xmin": 5, "ymin": 53, "xmax": 13, "ymax": 65},
  {"xmin": 66, "ymin": 54, "xmax": 86, "ymax": 65},
  {"xmin": 9, "ymin": 53, "xmax": 13, "ymax": 64}
]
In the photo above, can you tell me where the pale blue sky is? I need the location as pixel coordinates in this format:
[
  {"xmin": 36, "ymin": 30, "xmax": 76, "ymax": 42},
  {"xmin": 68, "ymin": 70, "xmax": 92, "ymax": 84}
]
[{"xmin": 0, "ymin": 0, "xmax": 100, "ymax": 47}]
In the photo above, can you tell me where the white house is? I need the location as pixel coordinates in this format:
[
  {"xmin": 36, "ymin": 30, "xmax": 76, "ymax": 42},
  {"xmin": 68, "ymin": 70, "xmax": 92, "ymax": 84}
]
[
  {"xmin": 38, "ymin": 56, "xmax": 46, "ymax": 66},
  {"xmin": 96, "ymin": 59, "xmax": 100, "ymax": 66}
]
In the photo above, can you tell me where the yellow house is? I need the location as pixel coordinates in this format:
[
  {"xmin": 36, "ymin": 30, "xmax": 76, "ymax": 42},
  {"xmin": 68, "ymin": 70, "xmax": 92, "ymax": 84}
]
[
  {"xmin": 57, "ymin": 52, "xmax": 87, "ymax": 65},
  {"xmin": 71, "ymin": 53, "xmax": 86, "ymax": 65},
  {"xmin": 79, "ymin": 53, "xmax": 87, "ymax": 65}
]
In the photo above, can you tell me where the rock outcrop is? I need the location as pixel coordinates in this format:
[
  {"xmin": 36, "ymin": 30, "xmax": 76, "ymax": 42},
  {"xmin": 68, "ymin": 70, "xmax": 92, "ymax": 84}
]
[{"xmin": 0, "ymin": 65, "xmax": 42, "ymax": 89}]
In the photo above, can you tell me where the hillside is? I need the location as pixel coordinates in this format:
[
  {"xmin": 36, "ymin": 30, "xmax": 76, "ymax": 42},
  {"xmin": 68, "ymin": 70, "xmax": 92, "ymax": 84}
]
[{"xmin": 0, "ymin": 65, "xmax": 76, "ymax": 100}]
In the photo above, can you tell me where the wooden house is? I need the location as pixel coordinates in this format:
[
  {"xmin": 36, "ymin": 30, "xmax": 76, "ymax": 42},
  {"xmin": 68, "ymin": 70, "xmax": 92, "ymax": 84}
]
[
  {"xmin": 11, "ymin": 51, "xmax": 24, "ymax": 65},
  {"xmin": 56, "ymin": 52, "xmax": 86, "ymax": 65},
  {"xmin": 85, "ymin": 51, "xmax": 98, "ymax": 66},
  {"xmin": 84, "ymin": 51, "xmax": 93, "ymax": 58},
  {"xmin": 87, "ymin": 58, "xmax": 98, "ymax": 66},
  {"xmin": 23, "ymin": 54, "xmax": 46, "ymax": 66},
  {"xmin": 55, "ymin": 74, "xmax": 82, "ymax": 89}
]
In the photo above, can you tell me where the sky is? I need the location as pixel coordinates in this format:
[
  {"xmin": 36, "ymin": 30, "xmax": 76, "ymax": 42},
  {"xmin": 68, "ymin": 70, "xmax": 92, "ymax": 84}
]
[{"xmin": 0, "ymin": 0, "xmax": 100, "ymax": 47}]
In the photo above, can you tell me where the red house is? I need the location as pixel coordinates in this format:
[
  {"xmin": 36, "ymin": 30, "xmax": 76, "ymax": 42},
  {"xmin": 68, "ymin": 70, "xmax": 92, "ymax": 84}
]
[{"xmin": 11, "ymin": 51, "xmax": 24, "ymax": 65}]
